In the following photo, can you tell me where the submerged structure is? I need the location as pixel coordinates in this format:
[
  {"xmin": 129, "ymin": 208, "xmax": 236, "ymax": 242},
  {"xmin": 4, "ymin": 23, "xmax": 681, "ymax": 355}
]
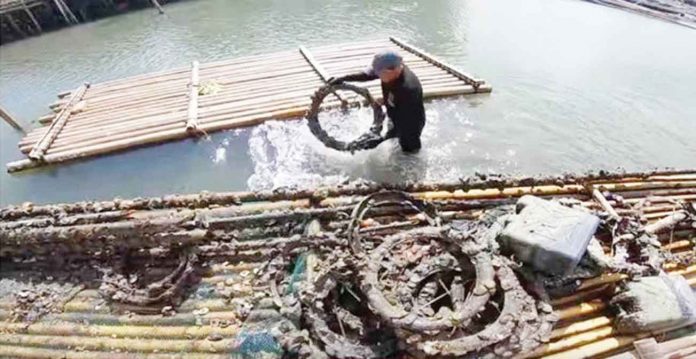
[
  {"xmin": 582, "ymin": 0, "xmax": 696, "ymax": 29},
  {"xmin": 0, "ymin": 169, "xmax": 695, "ymax": 358}
]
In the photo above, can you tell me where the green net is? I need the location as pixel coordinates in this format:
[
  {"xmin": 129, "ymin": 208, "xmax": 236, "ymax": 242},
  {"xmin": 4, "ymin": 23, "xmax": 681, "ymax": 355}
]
[
  {"xmin": 230, "ymin": 253, "xmax": 309, "ymax": 358},
  {"xmin": 288, "ymin": 253, "xmax": 307, "ymax": 295}
]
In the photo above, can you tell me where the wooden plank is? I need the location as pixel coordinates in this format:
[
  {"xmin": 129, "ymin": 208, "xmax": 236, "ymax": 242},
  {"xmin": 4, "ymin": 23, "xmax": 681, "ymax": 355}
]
[
  {"xmin": 389, "ymin": 36, "xmax": 488, "ymax": 91},
  {"xmin": 28, "ymin": 84, "xmax": 89, "ymax": 161},
  {"xmin": 185, "ymin": 61, "xmax": 200, "ymax": 132}
]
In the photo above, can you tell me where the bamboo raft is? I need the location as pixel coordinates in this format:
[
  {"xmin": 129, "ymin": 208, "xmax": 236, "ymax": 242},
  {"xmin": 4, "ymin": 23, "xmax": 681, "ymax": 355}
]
[
  {"xmin": 0, "ymin": 169, "xmax": 695, "ymax": 358},
  {"xmin": 8, "ymin": 37, "xmax": 491, "ymax": 173}
]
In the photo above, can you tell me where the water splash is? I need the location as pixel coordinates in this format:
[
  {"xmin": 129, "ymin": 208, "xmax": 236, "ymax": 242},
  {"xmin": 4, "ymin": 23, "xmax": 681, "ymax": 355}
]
[{"xmin": 245, "ymin": 99, "xmax": 517, "ymax": 191}]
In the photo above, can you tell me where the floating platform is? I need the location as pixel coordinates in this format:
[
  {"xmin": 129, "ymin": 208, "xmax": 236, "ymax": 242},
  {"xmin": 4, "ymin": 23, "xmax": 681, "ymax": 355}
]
[
  {"xmin": 0, "ymin": 170, "xmax": 695, "ymax": 358},
  {"xmin": 8, "ymin": 37, "xmax": 491, "ymax": 173}
]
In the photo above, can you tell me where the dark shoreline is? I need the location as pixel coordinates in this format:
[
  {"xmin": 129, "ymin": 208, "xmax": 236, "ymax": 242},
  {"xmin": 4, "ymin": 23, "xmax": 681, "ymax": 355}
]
[
  {"xmin": 583, "ymin": 0, "xmax": 696, "ymax": 29},
  {"xmin": 0, "ymin": 0, "xmax": 184, "ymax": 45}
]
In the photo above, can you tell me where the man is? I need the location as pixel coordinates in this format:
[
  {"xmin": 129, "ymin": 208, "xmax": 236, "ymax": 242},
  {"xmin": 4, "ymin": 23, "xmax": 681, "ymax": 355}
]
[{"xmin": 328, "ymin": 50, "xmax": 426, "ymax": 153}]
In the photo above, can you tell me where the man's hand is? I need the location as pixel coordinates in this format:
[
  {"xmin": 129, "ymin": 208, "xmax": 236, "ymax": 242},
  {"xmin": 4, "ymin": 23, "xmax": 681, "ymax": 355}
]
[
  {"xmin": 327, "ymin": 76, "xmax": 345, "ymax": 85},
  {"xmin": 348, "ymin": 132, "xmax": 385, "ymax": 153}
]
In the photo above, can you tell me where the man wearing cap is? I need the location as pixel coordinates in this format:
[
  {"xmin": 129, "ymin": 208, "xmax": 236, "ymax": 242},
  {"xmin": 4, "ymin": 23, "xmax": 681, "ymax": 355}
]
[{"xmin": 328, "ymin": 50, "xmax": 425, "ymax": 153}]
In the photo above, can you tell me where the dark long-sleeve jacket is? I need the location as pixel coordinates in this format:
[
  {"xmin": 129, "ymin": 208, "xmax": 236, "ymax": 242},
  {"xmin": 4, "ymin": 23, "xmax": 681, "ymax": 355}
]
[{"xmin": 339, "ymin": 65, "xmax": 425, "ymax": 140}]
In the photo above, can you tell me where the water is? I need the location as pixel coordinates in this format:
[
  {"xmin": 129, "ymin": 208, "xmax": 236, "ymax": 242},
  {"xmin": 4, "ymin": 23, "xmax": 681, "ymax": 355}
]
[{"xmin": 1, "ymin": 0, "xmax": 695, "ymax": 206}]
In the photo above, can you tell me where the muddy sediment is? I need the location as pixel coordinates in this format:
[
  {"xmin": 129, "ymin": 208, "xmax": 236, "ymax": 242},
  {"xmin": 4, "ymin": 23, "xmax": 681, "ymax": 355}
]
[{"xmin": 0, "ymin": 171, "xmax": 695, "ymax": 358}]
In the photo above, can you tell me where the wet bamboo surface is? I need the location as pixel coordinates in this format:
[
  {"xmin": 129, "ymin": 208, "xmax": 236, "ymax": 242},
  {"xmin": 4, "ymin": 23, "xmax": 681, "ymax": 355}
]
[
  {"xmin": 8, "ymin": 37, "xmax": 491, "ymax": 173},
  {"xmin": 0, "ymin": 170, "xmax": 694, "ymax": 358}
]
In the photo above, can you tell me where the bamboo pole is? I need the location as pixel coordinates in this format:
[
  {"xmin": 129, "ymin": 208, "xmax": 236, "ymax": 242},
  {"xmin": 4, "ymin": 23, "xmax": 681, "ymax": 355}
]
[
  {"xmin": 57, "ymin": 100, "xmax": 189, "ymax": 133},
  {"xmin": 0, "ymin": 321, "xmax": 239, "ymax": 340},
  {"xmin": 596, "ymin": 181, "xmax": 696, "ymax": 193},
  {"xmin": 660, "ymin": 334, "xmax": 696, "ymax": 357},
  {"xmin": 324, "ymin": 60, "xmax": 438, "ymax": 74},
  {"xmin": 149, "ymin": 0, "xmax": 164, "ymax": 14},
  {"xmin": 312, "ymin": 45, "xmax": 414, "ymax": 58},
  {"xmin": 40, "ymin": 97, "xmax": 326, "ymax": 154},
  {"xmin": 71, "ymin": 73, "xmax": 308, "ymax": 123},
  {"xmin": 551, "ymin": 285, "xmax": 611, "ymax": 307},
  {"xmin": 320, "ymin": 58, "xmax": 430, "ymax": 71},
  {"xmin": 52, "ymin": 0, "xmax": 71, "ymax": 24},
  {"xmin": 38, "ymin": 114, "xmax": 55, "ymax": 125},
  {"xmin": 318, "ymin": 52, "xmax": 429, "ymax": 65},
  {"xmin": 593, "ymin": 174, "xmax": 696, "ymax": 186},
  {"xmin": 540, "ymin": 279, "xmax": 696, "ymax": 359},
  {"xmin": 317, "ymin": 52, "xmax": 425, "ymax": 67},
  {"xmin": 593, "ymin": 188, "xmax": 620, "ymax": 219},
  {"xmin": 81, "ymin": 64, "xmax": 313, "ymax": 104},
  {"xmin": 577, "ymin": 273, "xmax": 629, "ymax": 291},
  {"xmin": 0, "ymin": 344, "xmax": 230, "ymax": 359},
  {"xmin": 557, "ymin": 300, "xmax": 607, "ymax": 321},
  {"xmin": 6, "ymin": 105, "xmax": 306, "ymax": 172},
  {"xmin": 18, "ymin": 130, "xmax": 45, "ymax": 145},
  {"xmin": 185, "ymin": 61, "xmax": 200, "ymax": 132},
  {"xmin": 81, "ymin": 49, "xmax": 295, "ymax": 93},
  {"xmin": 49, "ymin": 107, "xmax": 281, "ymax": 153},
  {"xmin": 644, "ymin": 209, "xmax": 690, "ymax": 221},
  {"xmin": 298, "ymin": 45, "xmax": 345, "ymax": 103},
  {"xmin": 0, "ymin": 334, "xmax": 238, "ymax": 353},
  {"xmin": 28, "ymin": 84, "xmax": 89, "ymax": 160},
  {"xmin": 3, "ymin": 13, "xmax": 28, "ymax": 38},
  {"xmin": 78, "ymin": 84, "xmax": 190, "ymax": 109},
  {"xmin": 309, "ymin": 38, "xmax": 392, "ymax": 53},
  {"xmin": 532, "ymin": 325, "xmax": 617, "ymax": 356},
  {"xmin": 70, "ymin": 93, "xmax": 187, "ymax": 120},
  {"xmin": 45, "ymin": 92, "xmax": 316, "ymax": 151},
  {"xmin": 645, "ymin": 210, "xmax": 690, "ymax": 234},
  {"xmin": 45, "ymin": 310, "xmax": 235, "ymax": 327},
  {"xmin": 64, "ymin": 70, "xmax": 317, "ymax": 121},
  {"xmin": 607, "ymin": 188, "xmax": 696, "ymax": 201},
  {"xmin": 49, "ymin": 109, "xmax": 189, "ymax": 144},
  {"xmin": 299, "ymin": 45, "xmax": 354, "ymax": 79},
  {"xmin": 634, "ymin": 338, "xmax": 663, "ymax": 359},
  {"xmin": 47, "ymin": 78, "xmax": 320, "ymax": 137},
  {"xmin": 59, "ymin": 0, "xmax": 79, "ymax": 24},
  {"xmin": 8, "ymin": 38, "xmax": 491, "ymax": 169},
  {"xmin": 550, "ymin": 316, "xmax": 613, "ymax": 340},
  {"xmin": 542, "ymin": 336, "xmax": 646, "ymax": 359},
  {"xmin": 311, "ymin": 42, "xmax": 395, "ymax": 57},
  {"xmin": 3, "ymin": 169, "xmax": 688, "ymax": 215},
  {"xmin": 20, "ymin": 111, "xmax": 185, "ymax": 152},
  {"xmin": 0, "ymin": 105, "xmax": 25, "ymax": 133},
  {"xmin": 21, "ymin": 0, "xmax": 41, "ymax": 34},
  {"xmin": 390, "ymin": 36, "xmax": 486, "ymax": 89},
  {"xmin": 51, "ymin": 85, "xmax": 315, "ymax": 138},
  {"xmin": 84, "ymin": 58, "xmax": 313, "ymax": 102},
  {"xmin": 86, "ymin": 74, "xmax": 191, "ymax": 97},
  {"xmin": 61, "ymin": 298, "xmax": 232, "ymax": 314}
]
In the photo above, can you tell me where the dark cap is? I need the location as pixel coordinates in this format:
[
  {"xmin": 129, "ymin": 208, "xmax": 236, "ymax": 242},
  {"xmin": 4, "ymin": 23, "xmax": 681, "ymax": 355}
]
[{"xmin": 370, "ymin": 50, "xmax": 403, "ymax": 75}]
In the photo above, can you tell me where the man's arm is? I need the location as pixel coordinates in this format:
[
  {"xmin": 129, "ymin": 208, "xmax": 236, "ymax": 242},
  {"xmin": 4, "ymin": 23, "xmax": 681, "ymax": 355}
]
[{"xmin": 328, "ymin": 70, "xmax": 378, "ymax": 84}]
